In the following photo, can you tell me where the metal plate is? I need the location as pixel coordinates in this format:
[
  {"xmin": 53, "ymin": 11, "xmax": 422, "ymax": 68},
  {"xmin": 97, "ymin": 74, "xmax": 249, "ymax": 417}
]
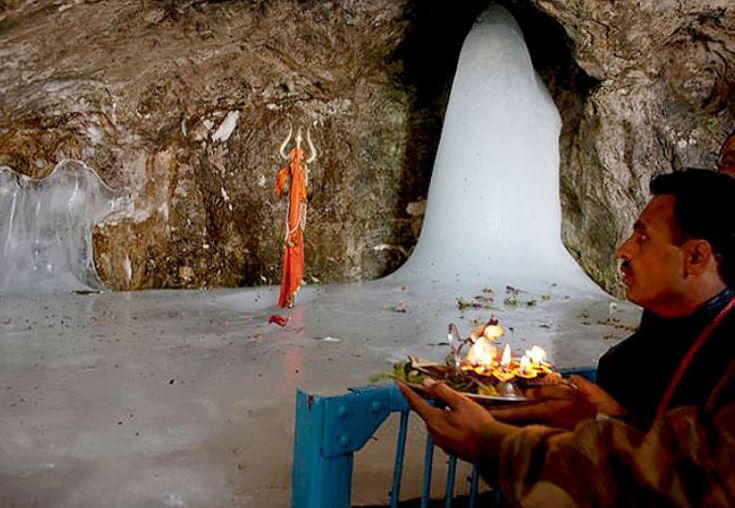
[{"xmin": 406, "ymin": 382, "xmax": 527, "ymax": 404}]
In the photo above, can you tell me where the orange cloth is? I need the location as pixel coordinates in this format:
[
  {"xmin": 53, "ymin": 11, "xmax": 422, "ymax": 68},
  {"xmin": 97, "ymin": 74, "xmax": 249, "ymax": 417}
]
[{"xmin": 275, "ymin": 147, "xmax": 307, "ymax": 308}]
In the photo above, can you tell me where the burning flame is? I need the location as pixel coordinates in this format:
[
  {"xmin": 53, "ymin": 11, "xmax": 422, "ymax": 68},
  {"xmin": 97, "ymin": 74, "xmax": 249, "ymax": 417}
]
[
  {"xmin": 514, "ymin": 353, "xmax": 539, "ymax": 379},
  {"xmin": 519, "ymin": 354, "xmax": 532, "ymax": 371},
  {"xmin": 525, "ymin": 345, "xmax": 547, "ymax": 365},
  {"xmin": 466, "ymin": 337, "xmax": 497, "ymax": 366},
  {"xmin": 456, "ymin": 319, "xmax": 553, "ymax": 383},
  {"xmin": 500, "ymin": 343, "xmax": 512, "ymax": 367}
]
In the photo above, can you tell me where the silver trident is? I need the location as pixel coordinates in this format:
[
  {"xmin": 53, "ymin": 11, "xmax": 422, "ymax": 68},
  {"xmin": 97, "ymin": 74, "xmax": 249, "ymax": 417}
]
[{"xmin": 279, "ymin": 124, "xmax": 317, "ymax": 164}]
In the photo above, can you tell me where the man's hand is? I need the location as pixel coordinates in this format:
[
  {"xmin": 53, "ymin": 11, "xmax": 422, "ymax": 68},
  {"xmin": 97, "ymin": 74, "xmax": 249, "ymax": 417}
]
[
  {"xmin": 490, "ymin": 375, "xmax": 626, "ymax": 430},
  {"xmin": 398, "ymin": 379, "xmax": 517, "ymax": 464}
]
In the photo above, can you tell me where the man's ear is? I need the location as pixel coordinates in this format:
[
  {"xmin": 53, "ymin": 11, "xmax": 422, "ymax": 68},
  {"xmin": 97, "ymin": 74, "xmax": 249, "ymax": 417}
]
[{"xmin": 683, "ymin": 239, "xmax": 714, "ymax": 276}]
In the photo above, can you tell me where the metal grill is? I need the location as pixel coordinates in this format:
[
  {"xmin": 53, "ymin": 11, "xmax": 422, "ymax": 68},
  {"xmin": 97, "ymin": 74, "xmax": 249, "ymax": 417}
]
[{"xmin": 291, "ymin": 367, "xmax": 596, "ymax": 507}]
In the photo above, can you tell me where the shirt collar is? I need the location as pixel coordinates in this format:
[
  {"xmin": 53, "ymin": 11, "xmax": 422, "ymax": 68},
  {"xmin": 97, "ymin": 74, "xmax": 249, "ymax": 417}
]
[{"xmin": 640, "ymin": 287, "xmax": 735, "ymax": 328}]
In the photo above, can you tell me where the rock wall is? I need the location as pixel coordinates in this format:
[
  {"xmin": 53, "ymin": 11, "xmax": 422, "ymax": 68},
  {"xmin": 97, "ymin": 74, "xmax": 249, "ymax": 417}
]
[
  {"xmin": 1, "ymin": 0, "xmax": 734, "ymax": 293},
  {"xmin": 1, "ymin": 0, "xmax": 441, "ymax": 290},
  {"xmin": 528, "ymin": 0, "xmax": 735, "ymax": 292}
]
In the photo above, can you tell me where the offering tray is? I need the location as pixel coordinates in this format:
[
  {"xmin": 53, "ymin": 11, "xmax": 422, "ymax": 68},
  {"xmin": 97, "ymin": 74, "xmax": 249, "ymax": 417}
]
[
  {"xmin": 397, "ymin": 355, "xmax": 562, "ymax": 405},
  {"xmin": 377, "ymin": 319, "xmax": 563, "ymax": 405},
  {"xmin": 404, "ymin": 381, "xmax": 528, "ymax": 404}
]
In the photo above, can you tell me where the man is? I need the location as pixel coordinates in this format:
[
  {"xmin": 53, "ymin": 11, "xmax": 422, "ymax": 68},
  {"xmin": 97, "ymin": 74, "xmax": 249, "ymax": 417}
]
[
  {"xmin": 488, "ymin": 168, "xmax": 735, "ymax": 429},
  {"xmin": 716, "ymin": 130, "xmax": 735, "ymax": 176},
  {"xmin": 399, "ymin": 358, "xmax": 735, "ymax": 507},
  {"xmin": 400, "ymin": 168, "xmax": 735, "ymax": 505},
  {"xmin": 594, "ymin": 168, "xmax": 735, "ymax": 426}
]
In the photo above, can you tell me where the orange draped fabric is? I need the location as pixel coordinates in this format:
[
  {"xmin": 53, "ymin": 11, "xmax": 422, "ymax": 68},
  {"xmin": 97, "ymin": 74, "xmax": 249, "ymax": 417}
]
[{"xmin": 275, "ymin": 147, "xmax": 308, "ymax": 308}]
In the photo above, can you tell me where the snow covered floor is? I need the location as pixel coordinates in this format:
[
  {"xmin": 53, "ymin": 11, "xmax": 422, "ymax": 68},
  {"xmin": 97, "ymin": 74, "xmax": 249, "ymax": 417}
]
[{"xmin": 0, "ymin": 281, "xmax": 639, "ymax": 507}]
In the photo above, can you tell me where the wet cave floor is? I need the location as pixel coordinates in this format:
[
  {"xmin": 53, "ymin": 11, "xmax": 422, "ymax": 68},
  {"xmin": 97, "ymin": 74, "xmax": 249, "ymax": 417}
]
[{"xmin": 0, "ymin": 279, "xmax": 638, "ymax": 507}]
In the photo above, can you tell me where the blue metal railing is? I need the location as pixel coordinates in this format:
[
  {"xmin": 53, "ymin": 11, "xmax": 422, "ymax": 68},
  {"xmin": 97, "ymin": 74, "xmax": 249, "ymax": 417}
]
[
  {"xmin": 420, "ymin": 435, "xmax": 434, "ymax": 508},
  {"xmin": 291, "ymin": 367, "xmax": 597, "ymax": 507}
]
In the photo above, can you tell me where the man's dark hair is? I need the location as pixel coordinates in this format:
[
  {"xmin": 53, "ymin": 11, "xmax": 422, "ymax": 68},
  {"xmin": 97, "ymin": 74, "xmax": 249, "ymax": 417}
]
[{"xmin": 651, "ymin": 168, "xmax": 735, "ymax": 287}]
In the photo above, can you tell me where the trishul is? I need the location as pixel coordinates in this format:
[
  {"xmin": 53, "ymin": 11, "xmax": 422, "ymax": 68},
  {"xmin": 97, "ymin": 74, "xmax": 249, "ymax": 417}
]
[{"xmin": 275, "ymin": 125, "xmax": 317, "ymax": 308}]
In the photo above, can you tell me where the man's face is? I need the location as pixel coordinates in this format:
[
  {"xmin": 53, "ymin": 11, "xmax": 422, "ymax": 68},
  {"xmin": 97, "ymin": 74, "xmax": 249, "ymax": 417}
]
[
  {"xmin": 717, "ymin": 136, "xmax": 735, "ymax": 176},
  {"xmin": 617, "ymin": 195, "xmax": 686, "ymax": 310}
]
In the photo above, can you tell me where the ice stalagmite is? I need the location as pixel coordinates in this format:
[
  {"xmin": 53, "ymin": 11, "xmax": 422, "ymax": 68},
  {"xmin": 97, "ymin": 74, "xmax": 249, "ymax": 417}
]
[
  {"xmin": 397, "ymin": 5, "xmax": 600, "ymax": 294},
  {"xmin": 0, "ymin": 161, "xmax": 125, "ymax": 294}
]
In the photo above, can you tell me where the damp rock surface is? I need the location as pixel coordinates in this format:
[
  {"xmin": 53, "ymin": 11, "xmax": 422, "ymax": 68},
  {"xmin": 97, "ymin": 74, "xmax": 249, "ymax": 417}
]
[
  {"xmin": 529, "ymin": 0, "xmax": 735, "ymax": 292},
  {"xmin": 0, "ymin": 0, "xmax": 432, "ymax": 290}
]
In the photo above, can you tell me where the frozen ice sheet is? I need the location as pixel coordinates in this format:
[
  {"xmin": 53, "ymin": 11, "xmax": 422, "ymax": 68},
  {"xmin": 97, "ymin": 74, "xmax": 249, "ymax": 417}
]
[{"xmin": 0, "ymin": 282, "xmax": 639, "ymax": 507}]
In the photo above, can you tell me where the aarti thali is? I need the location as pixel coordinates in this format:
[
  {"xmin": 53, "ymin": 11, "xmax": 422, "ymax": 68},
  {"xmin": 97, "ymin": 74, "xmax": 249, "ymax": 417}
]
[{"xmin": 389, "ymin": 318, "xmax": 562, "ymax": 404}]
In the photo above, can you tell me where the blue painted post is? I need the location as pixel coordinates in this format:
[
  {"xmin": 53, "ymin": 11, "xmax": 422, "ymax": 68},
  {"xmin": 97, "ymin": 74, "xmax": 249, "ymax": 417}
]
[
  {"xmin": 291, "ymin": 391, "xmax": 353, "ymax": 508},
  {"xmin": 420, "ymin": 435, "xmax": 434, "ymax": 508},
  {"xmin": 469, "ymin": 465, "xmax": 480, "ymax": 508},
  {"xmin": 444, "ymin": 455, "xmax": 458, "ymax": 508},
  {"xmin": 389, "ymin": 411, "xmax": 410, "ymax": 508},
  {"xmin": 291, "ymin": 385, "xmax": 410, "ymax": 508},
  {"xmin": 494, "ymin": 488, "xmax": 502, "ymax": 508}
]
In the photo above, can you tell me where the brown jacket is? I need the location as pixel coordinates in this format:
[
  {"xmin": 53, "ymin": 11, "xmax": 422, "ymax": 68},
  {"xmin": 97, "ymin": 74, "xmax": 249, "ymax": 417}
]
[{"xmin": 481, "ymin": 359, "xmax": 735, "ymax": 508}]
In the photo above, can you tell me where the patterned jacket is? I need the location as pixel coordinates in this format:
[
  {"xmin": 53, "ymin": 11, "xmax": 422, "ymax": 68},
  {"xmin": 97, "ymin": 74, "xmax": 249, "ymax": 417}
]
[{"xmin": 480, "ymin": 358, "xmax": 735, "ymax": 508}]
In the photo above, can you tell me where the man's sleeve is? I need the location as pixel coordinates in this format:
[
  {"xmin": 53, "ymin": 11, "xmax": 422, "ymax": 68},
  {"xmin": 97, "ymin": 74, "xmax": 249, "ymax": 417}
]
[{"xmin": 479, "ymin": 403, "xmax": 735, "ymax": 508}]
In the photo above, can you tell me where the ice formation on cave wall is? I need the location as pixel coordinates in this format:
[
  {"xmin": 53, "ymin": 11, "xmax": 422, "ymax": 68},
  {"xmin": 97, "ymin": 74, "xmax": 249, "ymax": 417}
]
[{"xmin": 0, "ymin": 161, "xmax": 126, "ymax": 294}]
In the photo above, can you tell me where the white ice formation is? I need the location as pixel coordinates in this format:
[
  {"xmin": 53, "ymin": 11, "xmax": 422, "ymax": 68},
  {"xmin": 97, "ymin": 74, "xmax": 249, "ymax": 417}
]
[
  {"xmin": 0, "ymin": 161, "xmax": 126, "ymax": 294},
  {"xmin": 396, "ymin": 5, "xmax": 601, "ymax": 294}
]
